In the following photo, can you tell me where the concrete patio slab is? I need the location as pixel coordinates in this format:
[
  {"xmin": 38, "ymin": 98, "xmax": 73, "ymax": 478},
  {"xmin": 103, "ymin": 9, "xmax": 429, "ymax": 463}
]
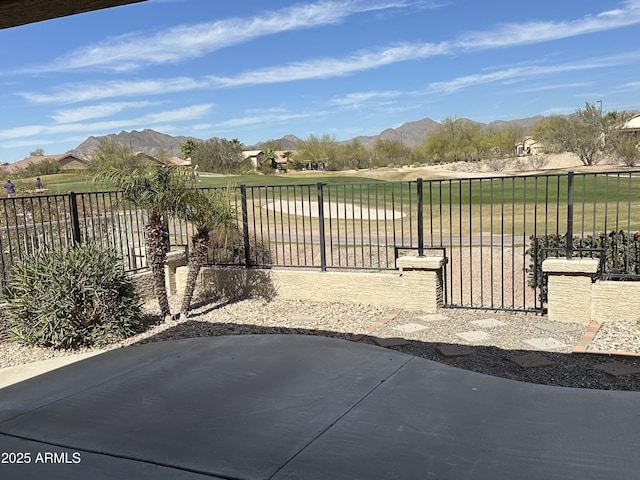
[
  {"xmin": 0, "ymin": 335, "xmax": 410, "ymax": 480},
  {"xmin": 272, "ymin": 348, "xmax": 640, "ymax": 480},
  {"xmin": 2, "ymin": 335, "xmax": 640, "ymax": 479}
]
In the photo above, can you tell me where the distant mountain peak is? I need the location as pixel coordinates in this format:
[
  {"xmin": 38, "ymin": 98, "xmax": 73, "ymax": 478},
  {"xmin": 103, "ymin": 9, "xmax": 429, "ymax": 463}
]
[
  {"xmin": 71, "ymin": 129, "xmax": 197, "ymax": 159},
  {"xmin": 68, "ymin": 116, "xmax": 544, "ymax": 159}
]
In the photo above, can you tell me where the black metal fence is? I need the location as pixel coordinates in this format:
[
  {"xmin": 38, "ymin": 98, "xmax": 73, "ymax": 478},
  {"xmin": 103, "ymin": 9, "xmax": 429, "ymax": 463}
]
[
  {"xmin": 0, "ymin": 191, "xmax": 149, "ymax": 294},
  {"xmin": 2, "ymin": 170, "xmax": 640, "ymax": 311},
  {"xmin": 188, "ymin": 171, "xmax": 640, "ymax": 312}
]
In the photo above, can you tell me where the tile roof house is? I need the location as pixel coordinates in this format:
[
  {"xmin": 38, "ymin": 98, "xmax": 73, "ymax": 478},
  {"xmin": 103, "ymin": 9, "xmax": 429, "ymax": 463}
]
[
  {"xmin": 273, "ymin": 151, "xmax": 292, "ymax": 171},
  {"xmin": 622, "ymin": 113, "xmax": 640, "ymax": 135},
  {"xmin": 2, "ymin": 153, "xmax": 88, "ymax": 174},
  {"xmin": 242, "ymin": 150, "xmax": 264, "ymax": 170},
  {"xmin": 243, "ymin": 150, "xmax": 295, "ymax": 171},
  {"xmin": 166, "ymin": 156, "xmax": 191, "ymax": 166},
  {"xmin": 131, "ymin": 152, "xmax": 167, "ymax": 166},
  {"xmin": 515, "ymin": 137, "xmax": 544, "ymax": 155}
]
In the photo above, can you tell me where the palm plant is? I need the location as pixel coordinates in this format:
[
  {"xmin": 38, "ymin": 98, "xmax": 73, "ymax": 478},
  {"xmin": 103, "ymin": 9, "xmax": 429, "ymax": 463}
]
[
  {"xmin": 94, "ymin": 165, "xmax": 193, "ymax": 319},
  {"xmin": 180, "ymin": 188, "xmax": 236, "ymax": 316}
]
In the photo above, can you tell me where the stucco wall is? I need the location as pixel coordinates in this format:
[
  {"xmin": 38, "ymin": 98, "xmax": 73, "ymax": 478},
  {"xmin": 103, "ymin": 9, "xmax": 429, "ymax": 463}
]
[
  {"xmin": 546, "ymin": 274, "xmax": 593, "ymax": 325},
  {"xmin": 592, "ymin": 282, "xmax": 640, "ymax": 323},
  {"xmin": 543, "ymin": 258, "xmax": 640, "ymax": 324},
  {"xmin": 266, "ymin": 268, "xmax": 442, "ymax": 311},
  {"xmin": 171, "ymin": 260, "xmax": 444, "ymax": 312}
]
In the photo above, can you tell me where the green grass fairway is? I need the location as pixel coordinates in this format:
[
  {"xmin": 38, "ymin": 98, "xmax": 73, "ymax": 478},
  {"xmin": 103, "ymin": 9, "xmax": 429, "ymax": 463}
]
[{"xmin": 10, "ymin": 170, "xmax": 640, "ymax": 234}]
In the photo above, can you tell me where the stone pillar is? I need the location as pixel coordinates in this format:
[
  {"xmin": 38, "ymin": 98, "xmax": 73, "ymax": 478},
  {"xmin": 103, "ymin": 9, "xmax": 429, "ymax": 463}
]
[
  {"xmin": 541, "ymin": 258, "xmax": 599, "ymax": 325},
  {"xmin": 395, "ymin": 255, "xmax": 445, "ymax": 311},
  {"xmin": 164, "ymin": 251, "xmax": 187, "ymax": 296}
]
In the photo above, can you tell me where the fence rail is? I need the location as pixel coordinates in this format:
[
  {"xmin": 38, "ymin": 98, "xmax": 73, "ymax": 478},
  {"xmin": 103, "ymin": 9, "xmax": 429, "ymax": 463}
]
[{"xmin": 2, "ymin": 170, "xmax": 640, "ymax": 311}]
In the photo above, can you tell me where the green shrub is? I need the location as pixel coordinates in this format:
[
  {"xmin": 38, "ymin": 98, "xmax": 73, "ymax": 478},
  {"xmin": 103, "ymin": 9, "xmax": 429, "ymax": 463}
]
[
  {"xmin": 6, "ymin": 243, "xmax": 144, "ymax": 349},
  {"xmin": 527, "ymin": 230, "xmax": 640, "ymax": 305},
  {"xmin": 258, "ymin": 162, "xmax": 275, "ymax": 175}
]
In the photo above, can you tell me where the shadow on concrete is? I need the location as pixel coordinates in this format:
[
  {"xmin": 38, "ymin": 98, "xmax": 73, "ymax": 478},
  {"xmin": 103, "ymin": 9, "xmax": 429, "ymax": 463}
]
[{"xmin": 134, "ymin": 317, "xmax": 640, "ymax": 391}]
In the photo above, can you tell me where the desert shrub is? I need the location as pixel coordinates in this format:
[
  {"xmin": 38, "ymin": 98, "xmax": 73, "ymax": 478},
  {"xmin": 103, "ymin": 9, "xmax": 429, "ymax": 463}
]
[
  {"xmin": 528, "ymin": 155, "xmax": 549, "ymax": 170},
  {"xmin": 0, "ymin": 308, "xmax": 10, "ymax": 343},
  {"xmin": 258, "ymin": 162, "xmax": 275, "ymax": 175},
  {"xmin": 527, "ymin": 230, "xmax": 640, "ymax": 305},
  {"xmin": 486, "ymin": 158, "xmax": 509, "ymax": 172},
  {"xmin": 6, "ymin": 243, "xmax": 144, "ymax": 349}
]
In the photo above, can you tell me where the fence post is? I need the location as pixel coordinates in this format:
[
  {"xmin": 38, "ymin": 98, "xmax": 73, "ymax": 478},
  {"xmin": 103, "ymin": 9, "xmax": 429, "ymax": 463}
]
[
  {"xmin": 68, "ymin": 191, "xmax": 82, "ymax": 246},
  {"xmin": 317, "ymin": 182, "xmax": 327, "ymax": 271},
  {"xmin": 417, "ymin": 178, "xmax": 424, "ymax": 256},
  {"xmin": 566, "ymin": 171, "xmax": 574, "ymax": 259},
  {"xmin": 240, "ymin": 185, "xmax": 251, "ymax": 267}
]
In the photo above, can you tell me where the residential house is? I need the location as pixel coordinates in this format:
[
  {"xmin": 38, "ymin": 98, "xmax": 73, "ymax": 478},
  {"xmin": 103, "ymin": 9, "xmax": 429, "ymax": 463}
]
[
  {"xmin": 166, "ymin": 156, "xmax": 191, "ymax": 166},
  {"xmin": 2, "ymin": 153, "xmax": 88, "ymax": 174},
  {"xmin": 243, "ymin": 150, "xmax": 295, "ymax": 172},
  {"xmin": 131, "ymin": 152, "xmax": 167, "ymax": 166},
  {"xmin": 273, "ymin": 151, "xmax": 291, "ymax": 172},
  {"xmin": 515, "ymin": 137, "xmax": 544, "ymax": 156},
  {"xmin": 242, "ymin": 150, "xmax": 264, "ymax": 170},
  {"xmin": 622, "ymin": 113, "xmax": 640, "ymax": 136}
]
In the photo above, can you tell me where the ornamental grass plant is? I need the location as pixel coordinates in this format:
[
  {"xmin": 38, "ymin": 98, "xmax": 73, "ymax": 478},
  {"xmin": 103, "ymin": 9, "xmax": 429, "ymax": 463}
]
[{"xmin": 6, "ymin": 243, "xmax": 145, "ymax": 349}]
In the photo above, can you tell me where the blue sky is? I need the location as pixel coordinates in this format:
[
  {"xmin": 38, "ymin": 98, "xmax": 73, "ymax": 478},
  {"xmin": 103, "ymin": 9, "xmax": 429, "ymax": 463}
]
[{"xmin": 0, "ymin": 0, "xmax": 639, "ymax": 162}]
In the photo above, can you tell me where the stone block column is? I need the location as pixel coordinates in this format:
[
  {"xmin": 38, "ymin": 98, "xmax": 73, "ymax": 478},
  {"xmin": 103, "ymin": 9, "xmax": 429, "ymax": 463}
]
[
  {"xmin": 542, "ymin": 258, "xmax": 599, "ymax": 325},
  {"xmin": 395, "ymin": 255, "xmax": 446, "ymax": 311},
  {"xmin": 164, "ymin": 251, "xmax": 187, "ymax": 296}
]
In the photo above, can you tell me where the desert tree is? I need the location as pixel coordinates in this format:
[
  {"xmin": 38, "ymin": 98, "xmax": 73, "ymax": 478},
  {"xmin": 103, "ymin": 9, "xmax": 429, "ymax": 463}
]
[
  {"xmin": 94, "ymin": 165, "xmax": 193, "ymax": 319},
  {"xmin": 295, "ymin": 133, "xmax": 339, "ymax": 170},
  {"xmin": 29, "ymin": 148, "xmax": 45, "ymax": 157},
  {"xmin": 615, "ymin": 135, "xmax": 640, "ymax": 167},
  {"xmin": 532, "ymin": 102, "xmax": 624, "ymax": 166},
  {"xmin": 479, "ymin": 126, "xmax": 523, "ymax": 158},
  {"xmin": 372, "ymin": 138, "xmax": 411, "ymax": 166},
  {"xmin": 87, "ymin": 140, "xmax": 146, "ymax": 173},
  {"xmin": 180, "ymin": 138, "xmax": 201, "ymax": 160},
  {"xmin": 180, "ymin": 188, "xmax": 237, "ymax": 315},
  {"xmin": 340, "ymin": 139, "xmax": 371, "ymax": 169},
  {"xmin": 419, "ymin": 117, "xmax": 482, "ymax": 163},
  {"xmin": 191, "ymin": 137, "xmax": 245, "ymax": 173}
]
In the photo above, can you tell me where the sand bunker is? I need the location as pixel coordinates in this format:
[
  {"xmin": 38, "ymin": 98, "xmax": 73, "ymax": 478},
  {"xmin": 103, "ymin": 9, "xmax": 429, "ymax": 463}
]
[{"xmin": 264, "ymin": 200, "xmax": 406, "ymax": 220}]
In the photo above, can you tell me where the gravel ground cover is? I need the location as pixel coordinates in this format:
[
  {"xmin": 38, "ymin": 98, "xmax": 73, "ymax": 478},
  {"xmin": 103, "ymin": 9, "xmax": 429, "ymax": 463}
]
[{"xmin": 2, "ymin": 297, "xmax": 640, "ymax": 391}]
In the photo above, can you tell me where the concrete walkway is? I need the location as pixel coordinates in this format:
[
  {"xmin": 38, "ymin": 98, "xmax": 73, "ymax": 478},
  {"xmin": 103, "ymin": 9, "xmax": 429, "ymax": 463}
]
[{"xmin": 1, "ymin": 335, "xmax": 640, "ymax": 479}]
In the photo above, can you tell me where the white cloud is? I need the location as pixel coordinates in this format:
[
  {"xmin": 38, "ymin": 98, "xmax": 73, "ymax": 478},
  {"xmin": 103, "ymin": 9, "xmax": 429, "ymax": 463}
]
[
  {"xmin": 215, "ymin": 111, "xmax": 323, "ymax": 129},
  {"xmin": 427, "ymin": 57, "xmax": 631, "ymax": 94},
  {"xmin": 330, "ymin": 90, "xmax": 405, "ymax": 106},
  {"xmin": 21, "ymin": 77, "xmax": 209, "ymax": 104},
  {"xmin": 25, "ymin": 1, "xmax": 415, "ymax": 73},
  {"xmin": 514, "ymin": 82, "xmax": 592, "ymax": 93},
  {"xmin": 454, "ymin": 2, "xmax": 640, "ymax": 50},
  {"xmin": 50, "ymin": 101, "xmax": 156, "ymax": 123},
  {"xmin": 208, "ymin": 42, "xmax": 450, "ymax": 87}
]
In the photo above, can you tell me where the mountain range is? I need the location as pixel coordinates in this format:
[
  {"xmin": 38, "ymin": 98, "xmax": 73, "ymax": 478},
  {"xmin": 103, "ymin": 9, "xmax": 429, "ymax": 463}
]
[{"xmin": 70, "ymin": 115, "xmax": 544, "ymax": 159}]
